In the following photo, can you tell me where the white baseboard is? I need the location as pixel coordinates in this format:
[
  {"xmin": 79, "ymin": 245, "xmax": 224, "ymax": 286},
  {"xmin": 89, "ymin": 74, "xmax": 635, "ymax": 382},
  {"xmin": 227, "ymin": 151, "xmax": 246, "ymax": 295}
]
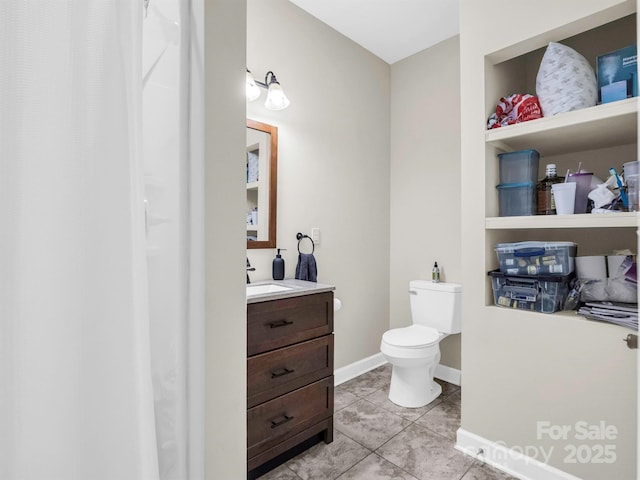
[
  {"xmin": 334, "ymin": 353, "xmax": 387, "ymax": 386},
  {"xmin": 435, "ymin": 363, "xmax": 461, "ymax": 386},
  {"xmin": 334, "ymin": 353, "xmax": 462, "ymax": 387},
  {"xmin": 455, "ymin": 428, "xmax": 583, "ymax": 480}
]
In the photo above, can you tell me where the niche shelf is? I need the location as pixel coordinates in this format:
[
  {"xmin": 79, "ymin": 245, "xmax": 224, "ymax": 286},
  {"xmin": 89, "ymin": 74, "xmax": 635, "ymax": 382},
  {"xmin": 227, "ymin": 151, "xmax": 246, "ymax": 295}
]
[
  {"xmin": 486, "ymin": 211, "xmax": 638, "ymax": 229},
  {"xmin": 485, "ymin": 98, "xmax": 638, "ymax": 156}
]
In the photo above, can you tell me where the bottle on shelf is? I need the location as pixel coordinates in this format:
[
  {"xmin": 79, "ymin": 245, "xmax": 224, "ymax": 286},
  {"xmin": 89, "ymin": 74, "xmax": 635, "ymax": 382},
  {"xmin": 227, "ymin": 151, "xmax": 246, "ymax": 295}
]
[{"xmin": 536, "ymin": 163, "xmax": 565, "ymax": 215}]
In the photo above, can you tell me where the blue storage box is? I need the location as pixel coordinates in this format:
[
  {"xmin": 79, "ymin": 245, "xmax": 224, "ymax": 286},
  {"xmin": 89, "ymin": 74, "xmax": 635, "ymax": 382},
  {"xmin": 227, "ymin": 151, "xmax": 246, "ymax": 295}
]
[
  {"xmin": 498, "ymin": 149, "xmax": 539, "ymax": 184},
  {"xmin": 488, "ymin": 270, "xmax": 573, "ymax": 313},
  {"xmin": 495, "ymin": 241, "xmax": 577, "ymax": 275},
  {"xmin": 496, "ymin": 182, "xmax": 536, "ymax": 217}
]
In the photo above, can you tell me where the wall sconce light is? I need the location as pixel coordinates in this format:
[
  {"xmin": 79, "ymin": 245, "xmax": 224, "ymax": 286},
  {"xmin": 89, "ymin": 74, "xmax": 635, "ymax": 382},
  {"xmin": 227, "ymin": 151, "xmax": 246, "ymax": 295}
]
[{"xmin": 246, "ymin": 69, "xmax": 290, "ymax": 111}]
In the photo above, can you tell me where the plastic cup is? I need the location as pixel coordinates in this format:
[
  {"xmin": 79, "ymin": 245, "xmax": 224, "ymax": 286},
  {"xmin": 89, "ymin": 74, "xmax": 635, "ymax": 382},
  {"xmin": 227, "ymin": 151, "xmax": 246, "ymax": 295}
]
[
  {"xmin": 567, "ymin": 172, "xmax": 593, "ymax": 213},
  {"xmin": 624, "ymin": 161, "xmax": 640, "ymax": 212},
  {"xmin": 551, "ymin": 182, "xmax": 576, "ymax": 215},
  {"xmin": 624, "ymin": 161, "xmax": 639, "ymax": 177},
  {"xmin": 626, "ymin": 174, "xmax": 639, "ymax": 211}
]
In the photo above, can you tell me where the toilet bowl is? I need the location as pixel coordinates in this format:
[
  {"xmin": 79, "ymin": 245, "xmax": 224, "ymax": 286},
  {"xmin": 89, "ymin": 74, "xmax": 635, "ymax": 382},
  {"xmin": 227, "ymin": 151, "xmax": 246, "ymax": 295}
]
[
  {"xmin": 381, "ymin": 325, "xmax": 444, "ymax": 407},
  {"xmin": 380, "ymin": 281, "xmax": 461, "ymax": 408}
]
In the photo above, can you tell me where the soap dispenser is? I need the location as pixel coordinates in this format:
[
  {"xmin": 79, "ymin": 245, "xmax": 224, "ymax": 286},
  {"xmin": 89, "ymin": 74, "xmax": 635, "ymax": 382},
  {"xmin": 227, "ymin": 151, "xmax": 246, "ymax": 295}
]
[{"xmin": 272, "ymin": 248, "xmax": 286, "ymax": 280}]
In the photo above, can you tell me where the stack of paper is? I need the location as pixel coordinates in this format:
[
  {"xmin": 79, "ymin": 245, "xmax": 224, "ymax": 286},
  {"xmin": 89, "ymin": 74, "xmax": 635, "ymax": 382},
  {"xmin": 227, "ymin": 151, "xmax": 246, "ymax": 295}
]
[{"xmin": 578, "ymin": 302, "xmax": 638, "ymax": 329}]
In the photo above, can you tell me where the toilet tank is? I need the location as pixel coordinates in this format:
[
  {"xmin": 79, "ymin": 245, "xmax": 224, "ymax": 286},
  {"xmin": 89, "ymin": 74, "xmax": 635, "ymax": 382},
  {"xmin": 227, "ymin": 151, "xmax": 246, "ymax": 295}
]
[{"xmin": 409, "ymin": 281, "xmax": 462, "ymax": 334}]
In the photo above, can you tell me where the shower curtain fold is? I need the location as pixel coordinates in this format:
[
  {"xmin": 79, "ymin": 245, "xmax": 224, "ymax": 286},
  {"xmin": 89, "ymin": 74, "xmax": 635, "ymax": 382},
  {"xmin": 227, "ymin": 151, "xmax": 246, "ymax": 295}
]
[{"xmin": 0, "ymin": 2, "xmax": 160, "ymax": 479}]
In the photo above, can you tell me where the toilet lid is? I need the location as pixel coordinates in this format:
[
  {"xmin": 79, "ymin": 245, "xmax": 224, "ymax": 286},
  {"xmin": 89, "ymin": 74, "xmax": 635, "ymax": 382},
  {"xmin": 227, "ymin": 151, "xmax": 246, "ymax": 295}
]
[{"xmin": 382, "ymin": 325, "xmax": 440, "ymax": 348}]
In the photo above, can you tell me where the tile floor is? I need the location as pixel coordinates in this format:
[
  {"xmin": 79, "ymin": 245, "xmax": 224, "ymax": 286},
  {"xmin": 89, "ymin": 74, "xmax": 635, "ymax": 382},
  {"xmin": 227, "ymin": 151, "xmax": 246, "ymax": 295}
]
[{"xmin": 257, "ymin": 364, "xmax": 517, "ymax": 480}]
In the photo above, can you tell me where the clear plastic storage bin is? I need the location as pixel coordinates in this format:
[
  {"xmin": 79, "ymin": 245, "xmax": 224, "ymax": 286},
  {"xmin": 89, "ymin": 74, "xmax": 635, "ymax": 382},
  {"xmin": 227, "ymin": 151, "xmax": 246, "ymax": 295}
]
[
  {"xmin": 488, "ymin": 270, "xmax": 573, "ymax": 313},
  {"xmin": 498, "ymin": 149, "xmax": 540, "ymax": 184},
  {"xmin": 496, "ymin": 182, "xmax": 536, "ymax": 216},
  {"xmin": 495, "ymin": 241, "xmax": 577, "ymax": 275}
]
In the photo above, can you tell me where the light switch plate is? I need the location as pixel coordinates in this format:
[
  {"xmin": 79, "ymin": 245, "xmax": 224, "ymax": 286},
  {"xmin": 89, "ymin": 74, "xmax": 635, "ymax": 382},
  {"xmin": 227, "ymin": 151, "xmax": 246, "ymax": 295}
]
[{"xmin": 311, "ymin": 227, "xmax": 320, "ymax": 245}]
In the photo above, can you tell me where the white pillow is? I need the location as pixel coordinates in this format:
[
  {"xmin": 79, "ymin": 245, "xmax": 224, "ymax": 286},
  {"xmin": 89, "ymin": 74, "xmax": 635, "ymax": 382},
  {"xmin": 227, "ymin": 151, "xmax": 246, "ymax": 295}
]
[{"xmin": 536, "ymin": 42, "xmax": 597, "ymax": 116}]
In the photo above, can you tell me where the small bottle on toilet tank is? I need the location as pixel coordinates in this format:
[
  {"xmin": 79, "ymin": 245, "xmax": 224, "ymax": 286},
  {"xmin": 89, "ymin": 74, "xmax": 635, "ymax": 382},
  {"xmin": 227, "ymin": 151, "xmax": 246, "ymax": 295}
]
[{"xmin": 432, "ymin": 262, "xmax": 440, "ymax": 283}]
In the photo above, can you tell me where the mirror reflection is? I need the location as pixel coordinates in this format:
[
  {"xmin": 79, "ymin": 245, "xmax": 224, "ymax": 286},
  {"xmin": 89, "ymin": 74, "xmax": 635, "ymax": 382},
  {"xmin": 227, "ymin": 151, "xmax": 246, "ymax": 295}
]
[{"xmin": 246, "ymin": 119, "xmax": 277, "ymax": 249}]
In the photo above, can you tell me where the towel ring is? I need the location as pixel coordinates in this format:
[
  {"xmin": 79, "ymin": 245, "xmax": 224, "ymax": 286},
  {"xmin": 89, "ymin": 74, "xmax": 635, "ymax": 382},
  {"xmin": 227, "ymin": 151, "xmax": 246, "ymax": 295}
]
[{"xmin": 296, "ymin": 232, "xmax": 315, "ymax": 254}]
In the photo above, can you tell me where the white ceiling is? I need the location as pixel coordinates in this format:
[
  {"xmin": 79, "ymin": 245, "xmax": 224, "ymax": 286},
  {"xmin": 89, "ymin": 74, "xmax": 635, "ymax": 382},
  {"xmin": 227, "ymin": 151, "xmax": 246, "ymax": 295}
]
[{"xmin": 288, "ymin": 0, "xmax": 460, "ymax": 64}]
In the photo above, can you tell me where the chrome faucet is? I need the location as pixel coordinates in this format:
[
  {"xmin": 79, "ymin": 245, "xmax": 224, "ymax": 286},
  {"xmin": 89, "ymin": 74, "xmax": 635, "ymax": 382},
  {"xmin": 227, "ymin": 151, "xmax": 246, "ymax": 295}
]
[{"xmin": 246, "ymin": 258, "xmax": 255, "ymax": 284}]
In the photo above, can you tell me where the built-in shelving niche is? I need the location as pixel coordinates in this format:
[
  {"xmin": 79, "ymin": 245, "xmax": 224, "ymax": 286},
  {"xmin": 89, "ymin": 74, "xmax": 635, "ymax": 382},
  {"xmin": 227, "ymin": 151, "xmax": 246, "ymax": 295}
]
[{"xmin": 482, "ymin": 11, "xmax": 638, "ymax": 310}]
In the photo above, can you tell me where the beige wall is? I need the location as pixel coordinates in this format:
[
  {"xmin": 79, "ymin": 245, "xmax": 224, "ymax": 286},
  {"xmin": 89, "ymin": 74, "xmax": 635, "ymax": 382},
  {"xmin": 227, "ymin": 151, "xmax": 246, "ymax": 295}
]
[
  {"xmin": 459, "ymin": 1, "xmax": 637, "ymax": 478},
  {"xmin": 246, "ymin": 0, "xmax": 391, "ymax": 368},
  {"xmin": 389, "ymin": 36, "xmax": 462, "ymax": 369},
  {"xmin": 204, "ymin": 0, "xmax": 247, "ymax": 478}
]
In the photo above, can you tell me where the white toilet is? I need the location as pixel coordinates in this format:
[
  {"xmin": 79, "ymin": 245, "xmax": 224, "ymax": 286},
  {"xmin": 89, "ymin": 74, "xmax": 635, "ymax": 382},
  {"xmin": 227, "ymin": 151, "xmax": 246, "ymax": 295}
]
[{"xmin": 380, "ymin": 281, "xmax": 462, "ymax": 408}]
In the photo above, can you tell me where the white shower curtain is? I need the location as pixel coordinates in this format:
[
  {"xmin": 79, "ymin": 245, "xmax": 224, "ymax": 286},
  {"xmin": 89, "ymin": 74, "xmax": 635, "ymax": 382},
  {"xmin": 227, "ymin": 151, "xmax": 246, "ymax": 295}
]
[{"xmin": 0, "ymin": 2, "xmax": 160, "ymax": 479}]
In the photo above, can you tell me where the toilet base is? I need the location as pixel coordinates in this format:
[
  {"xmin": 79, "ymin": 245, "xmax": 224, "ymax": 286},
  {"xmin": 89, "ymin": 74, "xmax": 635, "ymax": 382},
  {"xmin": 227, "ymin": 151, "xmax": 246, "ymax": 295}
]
[{"xmin": 388, "ymin": 360, "xmax": 442, "ymax": 408}]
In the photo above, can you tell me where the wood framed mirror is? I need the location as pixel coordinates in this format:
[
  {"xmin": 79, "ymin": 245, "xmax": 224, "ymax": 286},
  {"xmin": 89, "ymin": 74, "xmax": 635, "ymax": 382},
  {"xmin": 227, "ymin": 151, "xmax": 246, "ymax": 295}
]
[{"xmin": 246, "ymin": 119, "xmax": 277, "ymax": 249}]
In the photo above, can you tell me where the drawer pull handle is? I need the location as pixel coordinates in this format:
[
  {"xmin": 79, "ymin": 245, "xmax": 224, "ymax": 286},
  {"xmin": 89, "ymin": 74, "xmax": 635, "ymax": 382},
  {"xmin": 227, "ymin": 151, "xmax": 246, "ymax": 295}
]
[
  {"xmin": 271, "ymin": 367, "xmax": 295, "ymax": 378},
  {"xmin": 269, "ymin": 319, "xmax": 293, "ymax": 328},
  {"xmin": 270, "ymin": 415, "xmax": 294, "ymax": 429}
]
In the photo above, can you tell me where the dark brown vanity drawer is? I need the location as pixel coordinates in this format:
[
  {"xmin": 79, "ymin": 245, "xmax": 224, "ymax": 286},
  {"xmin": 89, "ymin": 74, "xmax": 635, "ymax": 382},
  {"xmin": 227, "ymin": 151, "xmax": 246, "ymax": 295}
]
[
  {"xmin": 247, "ymin": 376, "xmax": 333, "ymax": 459},
  {"xmin": 247, "ymin": 292, "xmax": 333, "ymax": 356},
  {"xmin": 248, "ymin": 335, "xmax": 333, "ymax": 408}
]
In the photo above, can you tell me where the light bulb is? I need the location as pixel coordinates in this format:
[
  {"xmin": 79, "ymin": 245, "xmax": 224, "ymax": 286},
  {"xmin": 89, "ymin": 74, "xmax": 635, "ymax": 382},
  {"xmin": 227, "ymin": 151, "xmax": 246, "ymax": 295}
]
[
  {"xmin": 264, "ymin": 82, "xmax": 290, "ymax": 110},
  {"xmin": 246, "ymin": 70, "xmax": 260, "ymax": 102}
]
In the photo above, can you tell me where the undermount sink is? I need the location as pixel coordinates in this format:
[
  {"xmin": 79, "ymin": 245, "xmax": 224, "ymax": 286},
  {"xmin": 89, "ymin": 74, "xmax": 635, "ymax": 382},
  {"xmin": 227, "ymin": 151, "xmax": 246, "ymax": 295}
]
[{"xmin": 246, "ymin": 283, "xmax": 293, "ymax": 296}]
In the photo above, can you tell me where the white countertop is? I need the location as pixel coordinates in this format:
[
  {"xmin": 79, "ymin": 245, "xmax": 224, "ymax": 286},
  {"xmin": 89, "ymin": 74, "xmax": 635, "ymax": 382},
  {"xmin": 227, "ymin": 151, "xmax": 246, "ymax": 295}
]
[{"xmin": 246, "ymin": 278, "xmax": 335, "ymax": 304}]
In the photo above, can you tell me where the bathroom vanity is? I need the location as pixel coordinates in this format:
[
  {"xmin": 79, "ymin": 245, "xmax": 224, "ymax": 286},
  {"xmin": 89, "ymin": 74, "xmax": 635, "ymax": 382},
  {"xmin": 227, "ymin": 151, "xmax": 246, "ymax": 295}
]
[{"xmin": 246, "ymin": 280, "xmax": 335, "ymax": 475}]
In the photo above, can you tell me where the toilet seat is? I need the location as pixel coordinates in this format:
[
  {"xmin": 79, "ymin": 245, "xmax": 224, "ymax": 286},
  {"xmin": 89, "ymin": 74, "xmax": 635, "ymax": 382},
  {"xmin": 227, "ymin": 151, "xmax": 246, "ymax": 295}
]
[{"xmin": 382, "ymin": 325, "xmax": 440, "ymax": 348}]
